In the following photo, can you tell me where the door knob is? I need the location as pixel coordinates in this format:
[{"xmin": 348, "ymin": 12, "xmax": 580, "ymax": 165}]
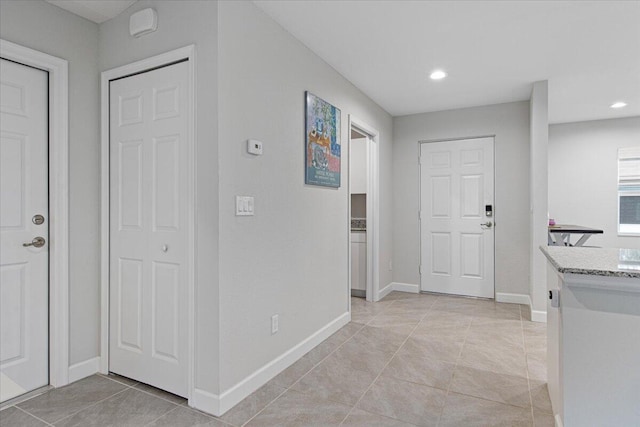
[
  {"xmin": 161, "ymin": 244, "xmax": 168, "ymax": 252},
  {"xmin": 480, "ymin": 221, "xmax": 493, "ymax": 229},
  {"xmin": 23, "ymin": 237, "xmax": 46, "ymax": 248}
]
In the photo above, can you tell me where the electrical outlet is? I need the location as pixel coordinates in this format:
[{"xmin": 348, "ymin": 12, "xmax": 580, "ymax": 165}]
[{"xmin": 271, "ymin": 314, "xmax": 279, "ymax": 335}]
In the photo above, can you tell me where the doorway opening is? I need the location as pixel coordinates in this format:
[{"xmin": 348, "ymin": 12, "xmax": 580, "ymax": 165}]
[
  {"xmin": 348, "ymin": 116, "xmax": 379, "ymax": 304},
  {"xmin": 349, "ymin": 128, "xmax": 367, "ymax": 299}
]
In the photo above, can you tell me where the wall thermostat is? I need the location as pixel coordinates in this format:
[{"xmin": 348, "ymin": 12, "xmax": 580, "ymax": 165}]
[{"xmin": 247, "ymin": 139, "xmax": 263, "ymax": 156}]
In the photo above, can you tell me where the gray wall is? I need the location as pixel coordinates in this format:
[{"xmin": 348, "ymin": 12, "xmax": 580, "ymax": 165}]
[
  {"xmin": 217, "ymin": 1, "xmax": 393, "ymax": 391},
  {"xmin": 0, "ymin": 0, "xmax": 100, "ymax": 365},
  {"xmin": 549, "ymin": 117, "xmax": 640, "ymax": 249},
  {"xmin": 393, "ymin": 102, "xmax": 531, "ymax": 297},
  {"xmin": 529, "ymin": 82, "xmax": 549, "ymax": 315},
  {"xmin": 99, "ymin": 0, "xmax": 220, "ymax": 394}
]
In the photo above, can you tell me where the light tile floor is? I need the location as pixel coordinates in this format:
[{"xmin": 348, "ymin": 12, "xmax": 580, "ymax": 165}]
[{"xmin": 0, "ymin": 292, "xmax": 552, "ymax": 426}]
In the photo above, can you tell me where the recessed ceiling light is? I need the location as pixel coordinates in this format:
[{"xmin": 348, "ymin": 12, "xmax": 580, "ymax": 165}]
[
  {"xmin": 610, "ymin": 102, "xmax": 627, "ymax": 109},
  {"xmin": 430, "ymin": 70, "xmax": 447, "ymax": 80}
]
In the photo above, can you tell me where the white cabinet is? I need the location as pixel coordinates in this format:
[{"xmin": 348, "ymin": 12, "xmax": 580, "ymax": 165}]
[
  {"xmin": 546, "ymin": 263, "xmax": 640, "ymax": 426},
  {"xmin": 351, "ymin": 232, "xmax": 366, "ymax": 292},
  {"xmin": 350, "ymin": 137, "xmax": 367, "ymax": 194}
]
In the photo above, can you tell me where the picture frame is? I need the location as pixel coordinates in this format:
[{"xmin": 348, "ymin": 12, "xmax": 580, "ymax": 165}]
[{"xmin": 305, "ymin": 91, "xmax": 341, "ymax": 188}]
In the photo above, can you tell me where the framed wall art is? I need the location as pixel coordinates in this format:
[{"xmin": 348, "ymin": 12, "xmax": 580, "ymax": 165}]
[{"xmin": 305, "ymin": 91, "xmax": 341, "ymax": 188}]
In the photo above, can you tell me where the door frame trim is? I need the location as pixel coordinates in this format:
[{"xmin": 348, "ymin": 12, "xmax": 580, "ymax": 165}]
[
  {"xmin": 348, "ymin": 115, "xmax": 380, "ymax": 303},
  {"xmin": 418, "ymin": 135, "xmax": 497, "ymax": 297},
  {"xmin": 99, "ymin": 45, "xmax": 196, "ymax": 401},
  {"xmin": 0, "ymin": 39, "xmax": 70, "ymax": 388}
]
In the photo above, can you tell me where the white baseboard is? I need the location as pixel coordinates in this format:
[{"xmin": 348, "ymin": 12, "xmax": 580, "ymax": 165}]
[
  {"xmin": 378, "ymin": 283, "xmax": 393, "ymax": 299},
  {"xmin": 191, "ymin": 388, "xmax": 220, "ymax": 416},
  {"xmin": 494, "ymin": 292, "xmax": 546, "ymax": 323},
  {"xmin": 531, "ymin": 310, "xmax": 547, "ymax": 323},
  {"xmin": 391, "ymin": 282, "xmax": 420, "ymax": 294},
  {"xmin": 192, "ymin": 311, "xmax": 350, "ymax": 416},
  {"xmin": 554, "ymin": 414, "xmax": 563, "ymax": 427},
  {"xmin": 495, "ymin": 292, "xmax": 531, "ymax": 305},
  {"xmin": 68, "ymin": 357, "xmax": 100, "ymax": 383}
]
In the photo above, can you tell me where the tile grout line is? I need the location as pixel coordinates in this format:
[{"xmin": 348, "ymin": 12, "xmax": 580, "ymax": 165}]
[
  {"xmin": 129, "ymin": 385, "xmax": 187, "ymax": 407},
  {"xmin": 14, "ymin": 405, "xmax": 55, "ymax": 427},
  {"xmin": 239, "ymin": 386, "xmax": 289, "ymax": 427},
  {"xmin": 239, "ymin": 306, "xmax": 377, "ymax": 427},
  {"xmin": 11, "ymin": 375, "xmax": 134, "ymax": 424},
  {"xmin": 243, "ymin": 297, "xmax": 399, "ymax": 426},
  {"xmin": 48, "ymin": 386, "xmax": 131, "ymax": 425},
  {"xmin": 99, "ymin": 373, "xmax": 189, "ymax": 407},
  {"xmin": 521, "ymin": 303, "xmax": 538, "ymax": 424},
  {"xmin": 437, "ymin": 302, "xmax": 475, "ymax": 427},
  {"xmin": 286, "ymin": 299, "xmax": 396, "ymax": 390},
  {"xmin": 370, "ymin": 299, "xmax": 542, "ymax": 422},
  {"xmin": 97, "ymin": 373, "xmax": 139, "ymax": 388},
  {"xmin": 142, "ymin": 404, "xmax": 181, "ymax": 427},
  {"xmin": 338, "ymin": 295, "xmax": 439, "ymax": 425}
]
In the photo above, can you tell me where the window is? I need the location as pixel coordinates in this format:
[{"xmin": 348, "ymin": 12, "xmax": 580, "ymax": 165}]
[{"xmin": 618, "ymin": 147, "xmax": 640, "ymax": 235}]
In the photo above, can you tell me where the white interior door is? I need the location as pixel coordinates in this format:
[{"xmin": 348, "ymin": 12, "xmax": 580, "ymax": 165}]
[
  {"xmin": 109, "ymin": 61, "xmax": 189, "ymax": 397},
  {"xmin": 0, "ymin": 58, "xmax": 49, "ymax": 402},
  {"xmin": 420, "ymin": 137, "xmax": 495, "ymax": 298}
]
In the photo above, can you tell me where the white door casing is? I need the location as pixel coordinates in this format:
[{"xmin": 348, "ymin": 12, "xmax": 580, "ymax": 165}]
[
  {"xmin": 420, "ymin": 137, "xmax": 495, "ymax": 298},
  {"xmin": 348, "ymin": 116, "xmax": 380, "ymax": 305},
  {"xmin": 0, "ymin": 59, "xmax": 49, "ymax": 402},
  {"xmin": 109, "ymin": 61, "xmax": 189, "ymax": 397}
]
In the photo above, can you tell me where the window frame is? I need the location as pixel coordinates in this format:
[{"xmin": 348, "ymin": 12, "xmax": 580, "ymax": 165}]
[{"xmin": 618, "ymin": 147, "xmax": 640, "ymax": 237}]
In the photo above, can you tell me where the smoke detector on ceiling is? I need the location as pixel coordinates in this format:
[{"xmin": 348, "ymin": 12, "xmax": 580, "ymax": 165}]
[{"xmin": 130, "ymin": 8, "xmax": 157, "ymax": 38}]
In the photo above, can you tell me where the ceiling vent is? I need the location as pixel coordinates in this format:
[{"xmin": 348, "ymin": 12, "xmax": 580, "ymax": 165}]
[{"xmin": 129, "ymin": 8, "xmax": 157, "ymax": 38}]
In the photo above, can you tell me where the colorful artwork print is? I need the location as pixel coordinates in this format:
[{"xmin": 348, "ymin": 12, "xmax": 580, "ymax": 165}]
[{"xmin": 305, "ymin": 92, "xmax": 341, "ymax": 187}]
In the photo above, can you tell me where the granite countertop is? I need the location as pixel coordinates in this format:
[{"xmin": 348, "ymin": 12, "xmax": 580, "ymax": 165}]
[{"xmin": 540, "ymin": 246, "xmax": 640, "ymax": 279}]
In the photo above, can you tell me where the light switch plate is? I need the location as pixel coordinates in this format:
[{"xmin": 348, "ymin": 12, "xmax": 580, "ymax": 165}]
[
  {"xmin": 236, "ymin": 196, "xmax": 254, "ymax": 216},
  {"xmin": 247, "ymin": 139, "xmax": 263, "ymax": 155}
]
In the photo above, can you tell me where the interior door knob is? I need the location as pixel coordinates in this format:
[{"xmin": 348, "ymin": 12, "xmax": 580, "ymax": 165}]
[
  {"xmin": 480, "ymin": 221, "xmax": 493, "ymax": 229},
  {"xmin": 23, "ymin": 237, "xmax": 46, "ymax": 248},
  {"xmin": 161, "ymin": 244, "xmax": 168, "ymax": 252}
]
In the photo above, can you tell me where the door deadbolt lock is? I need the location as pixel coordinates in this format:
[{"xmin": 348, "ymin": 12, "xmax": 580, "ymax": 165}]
[
  {"xmin": 32, "ymin": 214, "xmax": 45, "ymax": 225},
  {"xmin": 23, "ymin": 237, "xmax": 46, "ymax": 248}
]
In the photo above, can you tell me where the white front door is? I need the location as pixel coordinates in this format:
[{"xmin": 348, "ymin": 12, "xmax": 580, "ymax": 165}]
[
  {"xmin": 0, "ymin": 58, "xmax": 49, "ymax": 402},
  {"xmin": 420, "ymin": 137, "xmax": 495, "ymax": 298},
  {"xmin": 109, "ymin": 61, "xmax": 189, "ymax": 397}
]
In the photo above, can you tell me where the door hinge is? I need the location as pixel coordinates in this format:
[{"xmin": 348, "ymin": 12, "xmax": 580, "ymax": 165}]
[{"xmin": 419, "ymin": 265, "xmax": 422, "ymax": 275}]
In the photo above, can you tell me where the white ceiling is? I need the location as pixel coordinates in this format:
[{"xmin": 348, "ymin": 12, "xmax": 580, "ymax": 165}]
[
  {"xmin": 255, "ymin": 1, "xmax": 640, "ymax": 123},
  {"xmin": 45, "ymin": 0, "xmax": 137, "ymax": 24}
]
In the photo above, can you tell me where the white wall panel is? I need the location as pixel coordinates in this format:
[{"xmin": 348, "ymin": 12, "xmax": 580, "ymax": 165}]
[
  {"xmin": 118, "ymin": 258, "xmax": 142, "ymax": 352},
  {"xmin": 430, "ymin": 176, "xmax": 451, "ymax": 218},
  {"xmin": 0, "ymin": 264, "xmax": 26, "ymax": 364},
  {"xmin": 0, "ymin": 133, "xmax": 26, "ymax": 228},
  {"xmin": 460, "ymin": 233, "xmax": 483, "ymax": 278},
  {"xmin": 152, "ymin": 261, "xmax": 179, "ymax": 362},
  {"xmin": 153, "ymin": 135, "xmax": 179, "ymax": 231}
]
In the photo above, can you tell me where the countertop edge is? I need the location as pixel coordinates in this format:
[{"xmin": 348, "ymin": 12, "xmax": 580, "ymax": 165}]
[{"xmin": 539, "ymin": 246, "xmax": 640, "ymax": 280}]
